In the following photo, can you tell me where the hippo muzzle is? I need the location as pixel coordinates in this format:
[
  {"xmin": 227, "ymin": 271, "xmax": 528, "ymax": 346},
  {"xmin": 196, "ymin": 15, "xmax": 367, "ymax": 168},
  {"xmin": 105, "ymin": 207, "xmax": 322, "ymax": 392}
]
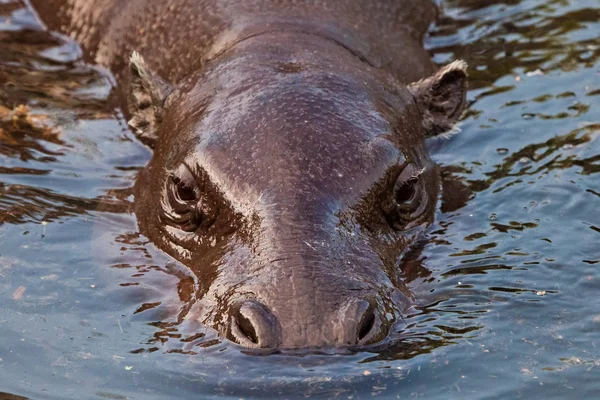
[{"xmin": 217, "ymin": 213, "xmax": 416, "ymax": 349}]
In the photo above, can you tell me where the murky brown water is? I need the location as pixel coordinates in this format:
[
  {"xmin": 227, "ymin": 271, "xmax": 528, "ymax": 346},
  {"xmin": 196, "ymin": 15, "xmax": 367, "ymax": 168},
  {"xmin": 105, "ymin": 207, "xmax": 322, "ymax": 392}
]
[{"xmin": 1, "ymin": 0, "xmax": 599, "ymax": 398}]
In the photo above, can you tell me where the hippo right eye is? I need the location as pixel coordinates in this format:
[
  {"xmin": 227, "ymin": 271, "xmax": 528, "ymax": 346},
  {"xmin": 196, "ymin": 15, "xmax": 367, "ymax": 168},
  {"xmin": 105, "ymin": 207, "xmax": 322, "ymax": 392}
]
[{"xmin": 161, "ymin": 164, "xmax": 217, "ymax": 232}]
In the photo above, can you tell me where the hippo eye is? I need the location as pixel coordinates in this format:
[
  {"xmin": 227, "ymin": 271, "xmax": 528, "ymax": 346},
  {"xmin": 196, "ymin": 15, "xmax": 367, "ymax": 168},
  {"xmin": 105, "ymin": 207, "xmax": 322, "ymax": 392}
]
[
  {"xmin": 161, "ymin": 164, "xmax": 216, "ymax": 232},
  {"xmin": 383, "ymin": 163, "xmax": 426, "ymax": 231},
  {"xmin": 173, "ymin": 174, "xmax": 197, "ymax": 202},
  {"xmin": 394, "ymin": 176, "xmax": 418, "ymax": 204}
]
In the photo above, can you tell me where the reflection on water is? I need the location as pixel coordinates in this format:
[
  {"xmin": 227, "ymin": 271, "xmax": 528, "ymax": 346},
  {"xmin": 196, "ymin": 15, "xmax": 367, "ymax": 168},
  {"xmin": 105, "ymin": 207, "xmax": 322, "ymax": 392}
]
[{"xmin": 0, "ymin": 0, "xmax": 599, "ymax": 398}]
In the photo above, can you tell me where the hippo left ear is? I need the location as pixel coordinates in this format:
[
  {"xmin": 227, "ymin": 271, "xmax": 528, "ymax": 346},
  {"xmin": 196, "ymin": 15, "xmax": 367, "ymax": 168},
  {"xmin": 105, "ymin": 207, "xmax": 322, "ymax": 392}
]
[
  {"xmin": 409, "ymin": 60, "xmax": 468, "ymax": 138},
  {"xmin": 128, "ymin": 51, "xmax": 174, "ymax": 148}
]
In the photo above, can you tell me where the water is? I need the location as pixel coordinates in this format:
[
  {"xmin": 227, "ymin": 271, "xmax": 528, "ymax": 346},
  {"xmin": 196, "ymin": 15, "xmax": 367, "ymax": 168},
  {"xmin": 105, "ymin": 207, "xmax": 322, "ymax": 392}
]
[{"xmin": 1, "ymin": 0, "xmax": 599, "ymax": 398}]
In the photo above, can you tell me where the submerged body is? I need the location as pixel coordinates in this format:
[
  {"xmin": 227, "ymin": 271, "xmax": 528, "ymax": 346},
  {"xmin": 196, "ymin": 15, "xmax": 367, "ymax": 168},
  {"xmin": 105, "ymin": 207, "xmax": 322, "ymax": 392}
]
[{"xmin": 30, "ymin": 0, "xmax": 467, "ymax": 349}]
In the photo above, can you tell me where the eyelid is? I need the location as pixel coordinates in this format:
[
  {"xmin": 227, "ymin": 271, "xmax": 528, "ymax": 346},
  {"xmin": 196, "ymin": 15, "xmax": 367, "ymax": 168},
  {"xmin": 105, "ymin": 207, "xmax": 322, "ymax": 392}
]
[
  {"xmin": 396, "ymin": 163, "xmax": 425, "ymax": 185},
  {"xmin": 410, "ymin": 167, "xmax": 425, "ymax": 180},
  {"xmin": 173, "ymin": 163, "xmax": 196, "ymax": 181}
]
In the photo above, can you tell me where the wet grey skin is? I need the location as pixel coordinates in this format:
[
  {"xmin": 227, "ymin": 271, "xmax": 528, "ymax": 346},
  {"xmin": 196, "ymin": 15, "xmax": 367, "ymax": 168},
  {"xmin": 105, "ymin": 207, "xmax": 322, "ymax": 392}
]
[{"xmin": 30, "ymin": 0, "xmax": 468, "ymax": 349}]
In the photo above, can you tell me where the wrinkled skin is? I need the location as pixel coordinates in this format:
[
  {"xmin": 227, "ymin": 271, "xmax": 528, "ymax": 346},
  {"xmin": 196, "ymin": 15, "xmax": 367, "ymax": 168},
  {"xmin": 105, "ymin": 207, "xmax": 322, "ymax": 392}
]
[{"xmin": 30, "ymin": 0, "xmax": 467, "ymax": 349}]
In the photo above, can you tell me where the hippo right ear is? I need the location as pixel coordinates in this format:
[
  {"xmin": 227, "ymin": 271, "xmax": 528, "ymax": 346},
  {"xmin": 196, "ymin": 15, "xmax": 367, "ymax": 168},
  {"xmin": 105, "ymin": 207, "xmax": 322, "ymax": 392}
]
[
  {"xmin": 128, "ymin": 51, "xmax": 173, "ymax": 148},
  {"xmin": 409, "ymin": 60, "xmax": 468, "ymax": 138}
]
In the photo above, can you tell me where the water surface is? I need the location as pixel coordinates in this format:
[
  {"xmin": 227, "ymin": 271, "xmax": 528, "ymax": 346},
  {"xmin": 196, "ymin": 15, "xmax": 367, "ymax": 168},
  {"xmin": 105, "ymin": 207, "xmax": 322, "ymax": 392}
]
[{"xmin": 0, "ymin": 0, "xmax": 599, "ymax": 398}]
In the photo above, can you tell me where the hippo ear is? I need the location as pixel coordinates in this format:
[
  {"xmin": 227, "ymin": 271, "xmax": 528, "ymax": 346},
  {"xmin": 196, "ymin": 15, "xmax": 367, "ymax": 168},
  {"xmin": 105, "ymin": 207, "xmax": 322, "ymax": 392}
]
[
  {"xmin": 409, "ymin": 60, "xmax": 468, "ymax": 138},
  {"xmin": 128, "ymin": 51, "xmax": 173, "ymax": 148}
]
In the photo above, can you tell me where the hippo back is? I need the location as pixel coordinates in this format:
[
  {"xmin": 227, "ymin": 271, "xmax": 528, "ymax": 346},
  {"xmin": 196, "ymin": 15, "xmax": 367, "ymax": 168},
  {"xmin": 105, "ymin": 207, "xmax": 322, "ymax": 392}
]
[{"xmin": 31, "ymin": 0, "xmax": 438, "ymax": 84}]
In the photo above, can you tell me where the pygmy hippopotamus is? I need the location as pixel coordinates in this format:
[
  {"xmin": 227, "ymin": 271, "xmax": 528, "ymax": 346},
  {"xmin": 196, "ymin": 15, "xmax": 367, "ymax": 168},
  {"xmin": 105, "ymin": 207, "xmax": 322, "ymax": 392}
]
[{"xmin": 30, "ymin": 0, "xmax": 467, "ymax": 349}]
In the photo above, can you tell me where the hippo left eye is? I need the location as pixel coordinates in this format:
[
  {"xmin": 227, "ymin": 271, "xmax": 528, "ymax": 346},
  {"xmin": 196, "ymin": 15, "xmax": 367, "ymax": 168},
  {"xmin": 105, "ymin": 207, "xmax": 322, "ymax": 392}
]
[
  {"xmin": 382, "ymin": 163, "xmax": 426, "ymax": 231},
  {"xmin": 161, "ymin": 164, "xmax": 217, "ymax": 232}
]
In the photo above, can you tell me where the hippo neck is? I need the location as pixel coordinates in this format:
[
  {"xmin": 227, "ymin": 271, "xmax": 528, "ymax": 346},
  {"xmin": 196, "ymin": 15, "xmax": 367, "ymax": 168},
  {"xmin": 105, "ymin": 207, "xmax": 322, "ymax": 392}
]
[
  {"xmin": 204, "ymin": 13, "xmax": 436, "ymax": 84},
  {"xmin": 205, "ymin": 17, "xmax": 381, "ymax": 70}
]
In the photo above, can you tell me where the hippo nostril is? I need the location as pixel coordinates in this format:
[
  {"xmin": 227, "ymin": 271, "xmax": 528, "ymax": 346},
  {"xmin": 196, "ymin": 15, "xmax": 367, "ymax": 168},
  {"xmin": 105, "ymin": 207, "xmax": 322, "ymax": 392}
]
[
  {"xmin": 357, "ymin": 304, "xmax": 376, "ymax": 342},
  {"xmin": 342, "ymin": 299, "xmax": 386, "ymax": 346},
  {"xmin": 234, "ymin": 312, "xmax": 259, "ymax": 345},
  {"xmin": 228, "ymin": 300, "xmax": 281, "ymax": 348}
]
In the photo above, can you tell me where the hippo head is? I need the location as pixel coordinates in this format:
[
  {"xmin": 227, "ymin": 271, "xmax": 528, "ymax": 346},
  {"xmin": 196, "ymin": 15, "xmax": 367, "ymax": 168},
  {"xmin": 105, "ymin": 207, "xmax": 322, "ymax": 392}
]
[{"xmin": 129, "ymin": 35, "xmax": 467, "ymax": 349}]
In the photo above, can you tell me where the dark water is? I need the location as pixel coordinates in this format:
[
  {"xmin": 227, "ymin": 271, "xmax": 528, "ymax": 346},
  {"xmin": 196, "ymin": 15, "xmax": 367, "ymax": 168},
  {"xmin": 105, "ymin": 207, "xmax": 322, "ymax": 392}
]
[{"xmin": 1, "ymin": 0, "xmax": 599, "ymax": 398}]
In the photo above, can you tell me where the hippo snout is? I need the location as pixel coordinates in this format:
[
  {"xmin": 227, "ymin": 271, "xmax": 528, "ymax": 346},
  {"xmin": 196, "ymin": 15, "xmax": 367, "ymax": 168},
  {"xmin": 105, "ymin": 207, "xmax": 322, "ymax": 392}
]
[{"xmin": 226, "ymin": 298, "xmax": 388, "ymax": 349}]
